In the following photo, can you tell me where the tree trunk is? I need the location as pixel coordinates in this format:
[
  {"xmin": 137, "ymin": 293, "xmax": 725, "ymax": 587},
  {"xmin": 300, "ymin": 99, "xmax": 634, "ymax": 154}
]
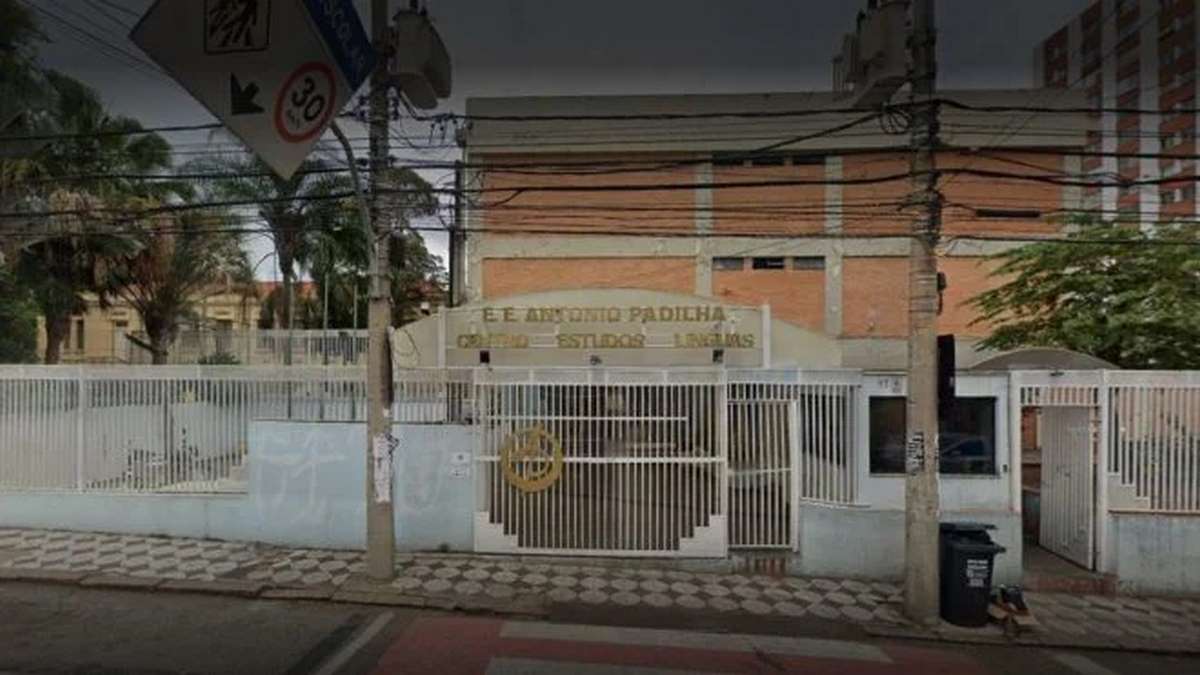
[
  {"xmin": 147, "ymin": 327, "xmax": 171, "ymax": 365},
  {"xmin": 43, "ymin": 313, "xmax": 69, "ymax": 365}
]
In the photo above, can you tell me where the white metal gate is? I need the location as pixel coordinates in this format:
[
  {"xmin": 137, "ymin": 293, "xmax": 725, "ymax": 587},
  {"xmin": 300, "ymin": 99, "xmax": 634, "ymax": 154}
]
[
  {"xmin": 1039, "ymin": 406, "xmax": 1095, "ymax": 568},
  {"xmin": 473, "ymin": 369, "xmax": 727, "ymax": 557}
]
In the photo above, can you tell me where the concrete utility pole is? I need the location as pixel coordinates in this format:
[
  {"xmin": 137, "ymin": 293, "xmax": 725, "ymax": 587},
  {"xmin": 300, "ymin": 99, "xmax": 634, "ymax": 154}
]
[
  {"xmin": 903, "ymin": 0, "xmax": 943, "ymax": 624},
  {"xmin": 365, "ymin": 0, "xmax": 396, "ymax": 581}
]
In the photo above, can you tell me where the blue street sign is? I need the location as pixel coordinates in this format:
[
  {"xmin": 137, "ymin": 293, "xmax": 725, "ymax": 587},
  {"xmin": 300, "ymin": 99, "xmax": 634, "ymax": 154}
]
[{"xmin": 303, "ymin": 0, "xmax": 377, "ymax": 91}]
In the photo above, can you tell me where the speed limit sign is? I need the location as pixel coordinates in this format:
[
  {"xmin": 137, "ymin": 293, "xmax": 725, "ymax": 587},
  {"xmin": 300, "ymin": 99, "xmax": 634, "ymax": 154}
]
[{"xmin": 274, "ymin": 62, "xmax": 337, "ymax": 143}]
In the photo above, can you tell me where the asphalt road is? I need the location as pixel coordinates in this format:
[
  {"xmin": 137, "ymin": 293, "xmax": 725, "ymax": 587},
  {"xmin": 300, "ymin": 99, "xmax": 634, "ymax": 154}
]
[{"xmin": 0, "ymin": 582, "xmax": 1196, "ymax": 675}]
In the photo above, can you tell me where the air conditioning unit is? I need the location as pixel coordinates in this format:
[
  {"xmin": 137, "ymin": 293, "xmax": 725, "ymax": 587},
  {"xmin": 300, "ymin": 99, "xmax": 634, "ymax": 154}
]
[{"xmin": 389, "ymin": 10, "xmax": 452, "ymax": 110}]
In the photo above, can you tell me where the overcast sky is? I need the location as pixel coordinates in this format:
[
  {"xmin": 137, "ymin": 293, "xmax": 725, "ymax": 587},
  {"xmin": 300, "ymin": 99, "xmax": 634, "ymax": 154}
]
[{"xmin": 27, "ymin": 0, "xmax": 1087, "ymax": 276}]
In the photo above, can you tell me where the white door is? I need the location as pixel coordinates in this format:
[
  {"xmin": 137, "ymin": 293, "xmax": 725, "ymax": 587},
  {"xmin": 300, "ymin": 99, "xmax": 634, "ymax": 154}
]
[{"xmin": 1039, "ymin": 406, "xmax": 1095, "ymax": 568}]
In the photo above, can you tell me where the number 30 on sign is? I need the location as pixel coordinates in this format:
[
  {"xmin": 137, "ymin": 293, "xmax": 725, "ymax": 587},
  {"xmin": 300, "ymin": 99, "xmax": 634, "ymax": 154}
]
[{"xmin": 274, "ymin": 62, "xmax": 337, "ymax": 143}]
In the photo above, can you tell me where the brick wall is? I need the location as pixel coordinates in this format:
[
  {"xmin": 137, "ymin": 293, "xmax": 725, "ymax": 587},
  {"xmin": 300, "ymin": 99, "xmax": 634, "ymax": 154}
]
[
  {"xmin": 841, "ymin": 256, "xmax": 997, "ymax": 339},
  {"xmin": 481, "ymin": 257, "xmax": 696, "ymax": 300},
  {"xmin": 713, "ymin": 266, "xmax": 825, "ymax": 330}
]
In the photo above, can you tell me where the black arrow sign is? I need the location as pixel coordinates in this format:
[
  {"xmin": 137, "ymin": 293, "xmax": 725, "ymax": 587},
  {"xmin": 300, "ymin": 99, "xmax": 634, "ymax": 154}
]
[{"xmin": 230, "ymin": 75, "xmax": 264, "ymax": 116}]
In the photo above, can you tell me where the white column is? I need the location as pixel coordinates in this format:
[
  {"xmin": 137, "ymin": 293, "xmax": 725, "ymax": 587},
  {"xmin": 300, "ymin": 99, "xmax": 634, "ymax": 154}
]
[
  {"xmin": 824, "ymin": 156, "xmax": 844, "ymax": 338},
  {"xmin": 1101, "ymin": 0, "xmax": 1120, "ymax": 219},
  {"xmin": 1139, "ymin": 7, "xmax": 1162, "ymax": 231},
  {"xmin": 695, "ymin": 161, "xmax": 714, "ymax": 296}
]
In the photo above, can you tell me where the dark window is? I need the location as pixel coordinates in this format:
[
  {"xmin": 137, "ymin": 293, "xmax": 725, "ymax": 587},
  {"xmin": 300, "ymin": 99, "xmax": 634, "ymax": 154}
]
[
  {"xmin": 789, "ymin": 154, "xmax": 827, "ymax": 166},
  {"xmin": 75, "ymin": 319, "xmax": 85, "ymax": 351},
  {"xmin": 713, "ymin": 257, "xmax": 744, "ymax": 271},
  {"xmin": 792, "ymin": 256, "xmax": 825, "ymax": 271},
  {"xmin": 869, "ymin": 396, "xmax": 998, "ymax": 475},
  {"xmin": 751, "ymin": 257, "xmax": 786, "ymax": 270},
  {"xmin": 869, "ymin": 397, "xmax": 907, "ymax": 474},
  {"xmin": 974, "ymin": 208, "xmax": 1042, "ymax": 220},
  {"xmin": 939, "ymin": 398, "xmax": 997, "ymax": 475}
]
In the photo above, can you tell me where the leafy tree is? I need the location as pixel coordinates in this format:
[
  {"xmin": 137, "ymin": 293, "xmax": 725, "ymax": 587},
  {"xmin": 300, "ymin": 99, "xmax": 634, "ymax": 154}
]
[
  {"xmin": 9, "ymin": 72, "xmax": 174, "ymax": 362},
  {"xmin": 970, "ymin": 220, "xmax": 1200, "ymax": 369},
  {"xmin": 104, "ymin": 205, "xmax": 250, "ymax": 364},
  {"xmin": 0, "ymin": 265, "xmax": 38, "ymax": 363}
]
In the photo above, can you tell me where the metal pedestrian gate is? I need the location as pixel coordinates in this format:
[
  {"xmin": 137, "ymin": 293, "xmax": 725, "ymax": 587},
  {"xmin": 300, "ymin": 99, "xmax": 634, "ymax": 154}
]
[
  {"xmin": 469, "ymin": 369, "xmax": 860, "ymax": 557},
  {"xmin": 1039, "ymin": 406, "xmax": 1095, "ymax": 568},
  {"xmin": 473, "ymin": 369, "xmax": 728, "ymax": 557}
]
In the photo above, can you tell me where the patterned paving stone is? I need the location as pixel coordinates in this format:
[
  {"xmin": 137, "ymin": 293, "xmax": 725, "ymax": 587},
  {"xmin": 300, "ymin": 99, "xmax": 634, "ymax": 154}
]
[
  {"xmin": 740, "ymin": 599, "xmax": 772, "ymax": 615},
  {"xmin": 485, "ymin": 584, "xmax": 515, "ymax": 599},
  {"xmin": 774, "ymin": 601, "xmax": 807, "ymax": 617},
  {"xmin": 761, "ymin": 587, "xmax": 792, "ymax": 602},
  {"xmin": 301, "ymin": 571, "xmax": 332, "ymax": 585},
  {"xmin": 580, "ymin": 577, "xmax": 608, "ymax": 590},
  {"xmin": 644, "ymin": 593, "xmax": 673, "ymax": 608},
  {"xmin": 841, "ymin": 579, "xmax": 870, "ymax": 593},
  {"xmin": 454, "ymin": 580, "xmax": 484, "ymax": 595},
  {"xmin": 579, "ymin": 590, "xmax": 608, "ymax": 604},
  {"xmin": 273, "ymin": 570, "xmax": 303, "ymax": 585},
  {"xmin": 462, "ymin": 568, "xmax": 490, "ymax": 581},
  {"xmin": 840, "ymin": 605, "xmax": 875, "ymax": 622},
  {"xmin": 392, "ymin": 576, "xmax": 422, "ymax": 591},
  {"xmin": 808, "ymin": 603, "xmax": 842, "ymax": 620},
  {"xmin": 701, "ymin": 584, "xmax": 731, "ymax": 598},
  {"xmin": 668, "ymin": 581, "xmax": 698, "ymax": 595},
  {"xmin": 871, "ymin": 606, "xmax": 905, "ymax": 624},
  {"xmin": 639, "ymin": 579, "xmax": 669, "ymax": 593},
  {"xmin": 610, "ymin": 591, "xmax": 640, "ymax": 606},
  {"xmin": 707, "ymin": 597, "xmax": 739, "ymax": 612},
  {"xmin": 3, "ymin": 527, "xmax": 1197, "ymax": 647},
  {"xmin": 811, "ymin": 578, "xmax": 840, "ymax": 592},
  {"xmin": 826, "ymin": 591, "xmax": 856, "ymax": 606},
  {"xmin": 731, "ymin": 585, "xmax": 761, "ymax": 599},
  {"xmin": 607, "ymin": 577, "xmax": 638, "ymax": 592}
]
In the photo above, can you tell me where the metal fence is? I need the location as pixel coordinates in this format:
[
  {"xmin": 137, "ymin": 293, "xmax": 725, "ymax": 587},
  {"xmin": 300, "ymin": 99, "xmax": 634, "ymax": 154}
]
[
  {"xmin": 124, "ymin": 330, "xmax": 369, "ymax": 366},
  {"xmin": 0, "ymin": 365, "xmax": 865, "ymax": 554},
  {"xmin": 0, "ymin": 366, "xmax": 369, "ymax": 493},
  {"xmin": 1108, "ymin": 375, "xmax": 1200, "ymax": 513},
  {"xmin": 1017, "ymin": 371, "xmax": 1200, "ymax": 516}
]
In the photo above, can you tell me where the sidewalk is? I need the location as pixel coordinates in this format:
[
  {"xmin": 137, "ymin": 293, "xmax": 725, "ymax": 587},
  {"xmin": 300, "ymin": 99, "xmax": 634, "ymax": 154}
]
[{"xmin": 2, "ymin": 527, "xmax": 1198, "ymax": 654}]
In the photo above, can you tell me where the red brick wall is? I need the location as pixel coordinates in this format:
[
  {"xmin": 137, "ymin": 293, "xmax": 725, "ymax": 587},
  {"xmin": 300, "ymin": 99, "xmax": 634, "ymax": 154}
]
[
  {"xmin": 482, "ymin": 257, "xmax": 695, "ymax": 300},
  {"xmin": 841, "ymin": 256, "xmax": 998, "ymax": 338},
  {"xmin": 713, "ymin": 267, "xmax": 825, "ymax": 330}
]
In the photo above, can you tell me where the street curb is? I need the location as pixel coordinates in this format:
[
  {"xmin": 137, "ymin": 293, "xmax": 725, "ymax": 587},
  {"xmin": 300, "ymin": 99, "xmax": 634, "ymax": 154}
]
[
  {"xmin": 0, "ymin": 568, "xmax": 87, "ymax": 585},
  {"xmin": 79, "ymin": 574, "xmax": 162, "ymax": 590},
  {"xmin": 863, "ymin": 621, "xmax": 1200, "ymax": 657},
  {"xmin": 261, "ymin": 586, "xmax": 337, "ymax": 601},
  {"xmin": 0, "ymin": 572, "xmax": 1192, "ymax": 655},
  {"xmin": 158, "ymin": 579, "xmax": 265, "ymax": 598}
]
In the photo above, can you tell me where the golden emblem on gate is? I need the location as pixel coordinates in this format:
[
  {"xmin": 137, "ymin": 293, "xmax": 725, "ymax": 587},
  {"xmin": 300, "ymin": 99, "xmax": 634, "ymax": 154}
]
[{"xmin": 499, "ymin": 425, "xmax": 564, "ymax": 493}]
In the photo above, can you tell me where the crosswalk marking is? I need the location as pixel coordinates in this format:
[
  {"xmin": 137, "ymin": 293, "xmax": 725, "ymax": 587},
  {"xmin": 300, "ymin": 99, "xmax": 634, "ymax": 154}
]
[{"xmin": 499, "ymin": 621, "xmax": 893, "ymax": 664}]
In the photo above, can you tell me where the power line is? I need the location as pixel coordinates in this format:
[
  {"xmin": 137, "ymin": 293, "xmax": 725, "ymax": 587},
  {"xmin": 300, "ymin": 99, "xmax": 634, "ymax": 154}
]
[{"xmin": 18, "ymin": 1, "xmax": 168, "ymax": 83}]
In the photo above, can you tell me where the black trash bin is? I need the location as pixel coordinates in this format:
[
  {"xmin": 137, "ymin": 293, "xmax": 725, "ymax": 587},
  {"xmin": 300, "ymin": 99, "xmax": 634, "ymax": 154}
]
[{"xmin": 939, "ymin": 522, "xmax": 1006, "ymax": 627}]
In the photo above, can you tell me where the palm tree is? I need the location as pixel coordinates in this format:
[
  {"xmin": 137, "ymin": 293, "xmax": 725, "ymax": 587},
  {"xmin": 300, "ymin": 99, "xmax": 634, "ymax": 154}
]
[
  {"xmin": 104, "ymin": 204, "xmax": 249, "ymax": 364},
  {"xmin": 11, "ymin": 73, "xmax": 173, "ymax": 363},
  {"xmin": 189, "ymin": 154, "xmax": 350, "ymax": 332}
]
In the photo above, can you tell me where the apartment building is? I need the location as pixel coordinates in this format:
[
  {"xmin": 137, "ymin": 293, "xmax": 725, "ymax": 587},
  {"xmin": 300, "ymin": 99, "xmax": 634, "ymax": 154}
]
[{"xmin": 1034, "ymin": 0, "xmax": 1199, "ymax": 223}]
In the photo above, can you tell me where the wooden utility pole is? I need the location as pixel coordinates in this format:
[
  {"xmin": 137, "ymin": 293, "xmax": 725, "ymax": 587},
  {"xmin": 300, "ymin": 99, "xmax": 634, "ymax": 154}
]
[
  {"xmin": 903, "ymin": 0, "xmax": 942, "ymax": 625},
  {"xmin": 365, "ymin": 0, "xmax": 396, "ymax": 581}
]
